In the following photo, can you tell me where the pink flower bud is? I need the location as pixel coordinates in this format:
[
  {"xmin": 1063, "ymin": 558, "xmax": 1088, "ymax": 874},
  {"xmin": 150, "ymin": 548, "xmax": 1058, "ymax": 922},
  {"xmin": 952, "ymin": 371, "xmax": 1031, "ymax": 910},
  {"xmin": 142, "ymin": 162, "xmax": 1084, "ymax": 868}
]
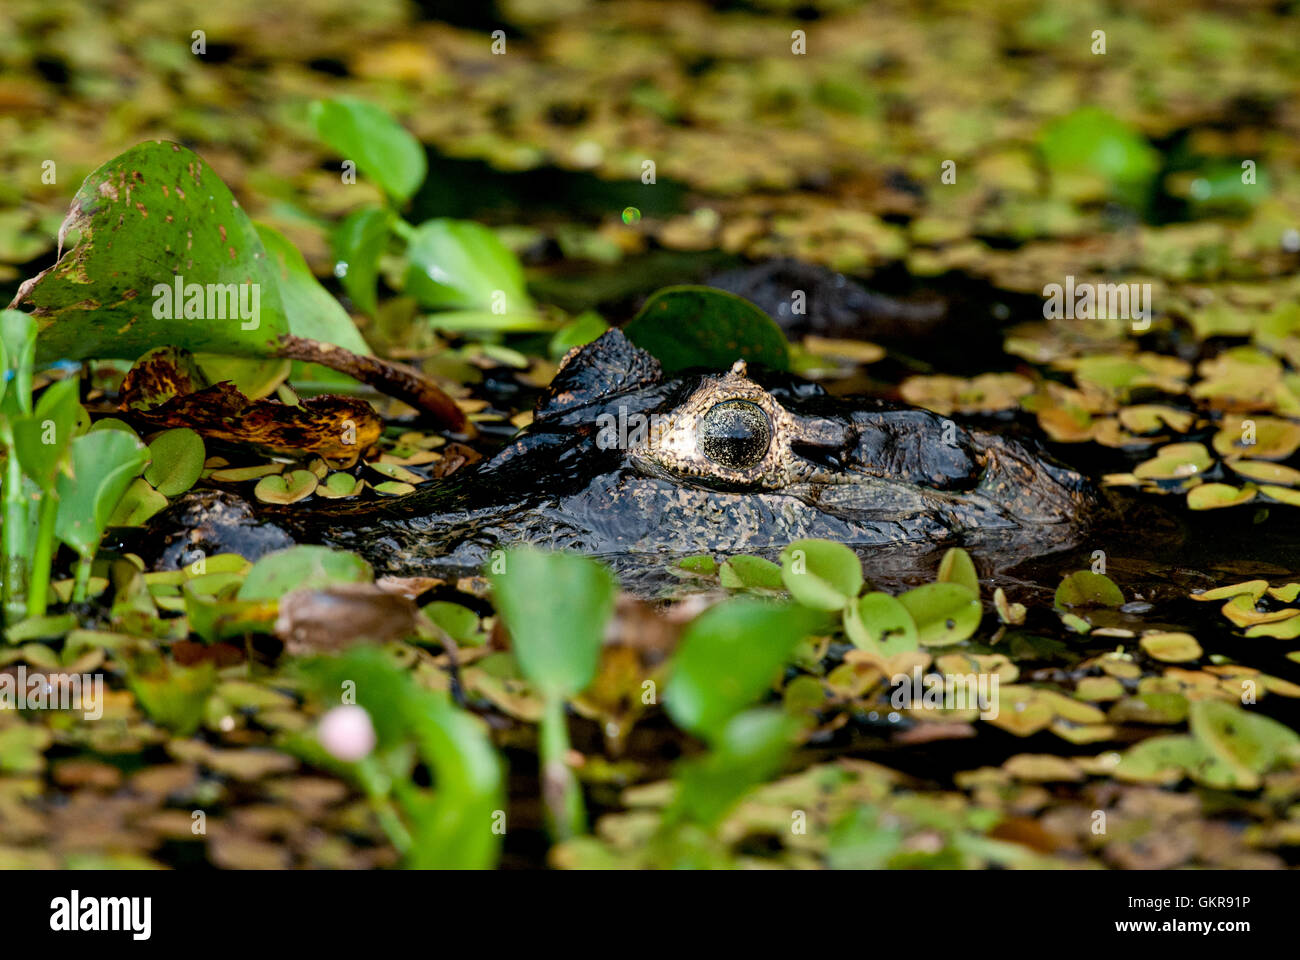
[{"xmin": 317, "ymin": 705, "xmax": 376, "ymax": 762}]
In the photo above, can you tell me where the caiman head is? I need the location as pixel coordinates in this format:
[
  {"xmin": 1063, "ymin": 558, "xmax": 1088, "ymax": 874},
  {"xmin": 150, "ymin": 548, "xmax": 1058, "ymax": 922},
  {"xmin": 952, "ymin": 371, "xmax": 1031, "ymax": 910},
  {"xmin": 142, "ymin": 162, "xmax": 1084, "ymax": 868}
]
[{"xmin": 303, "ymin": 329, "xmax": 1100, "ymax": 580}]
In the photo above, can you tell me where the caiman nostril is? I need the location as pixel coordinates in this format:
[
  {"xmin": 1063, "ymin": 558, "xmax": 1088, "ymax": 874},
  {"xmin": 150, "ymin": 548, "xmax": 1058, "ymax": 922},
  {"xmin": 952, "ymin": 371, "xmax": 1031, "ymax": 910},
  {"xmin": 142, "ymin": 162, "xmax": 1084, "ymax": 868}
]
[{"xmin": 791, "ymin": 441, "xmax": 844, "ymax": 471}]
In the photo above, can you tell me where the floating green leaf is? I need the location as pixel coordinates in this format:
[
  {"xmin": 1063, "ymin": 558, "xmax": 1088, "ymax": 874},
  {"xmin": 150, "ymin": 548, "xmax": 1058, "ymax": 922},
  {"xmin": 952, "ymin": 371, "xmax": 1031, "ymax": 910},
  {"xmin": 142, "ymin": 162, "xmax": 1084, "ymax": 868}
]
[
  {"xmin": 142, "ymin": 427, "xmax": 204, "ymax": 497},
  {"xmin": 1054, "ymin": 571, "xmax": 1124, "ymax": 609},
  {"xmin": 625, "ymin": 286, "xmax": 790, "ymax": 373},
  {"xmin": 236, "ymin": 545, "xmax": 372, "ymax": 601},
  {"xmin": 719, "ymin": 554, "xmax": 783, "ymax": 590},
  {"xmin": 845, "ymin": 591, "xmax": 919, "ymax": 655},
  {"xmin": 780, "ymin": 538, "xmax": 863, "ymax": 611},
  {"xmin": 897, "ymin": 582, "xmax": 982, "ymax": 647},
  {"xmin": 936, "ymin": 547, "xmax": 980, "ymax": 596}
]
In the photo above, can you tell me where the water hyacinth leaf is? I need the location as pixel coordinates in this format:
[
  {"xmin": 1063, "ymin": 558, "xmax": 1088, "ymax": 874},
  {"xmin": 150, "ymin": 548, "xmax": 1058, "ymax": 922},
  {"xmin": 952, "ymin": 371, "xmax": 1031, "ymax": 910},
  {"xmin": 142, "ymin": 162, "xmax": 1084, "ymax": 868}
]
[
  {"xmin": 331, "ymin": 206, "xmax": 392, "ymax": 316},
  {"xmin": 1132, "ymin": 442, "xmax": 1212, "ymax": 481},
  {"xmin": 310, "ymin": 98, "xmax": 427, "ymax": 203},
  {"xmin": 1139, "ymin": 632, "xmax": 1202, "ymax": 663},
  {"xmin": 1261, "ymin": 485, "xmax": 1300, "ymax": 507},
  {"xmin": 254, "ymin": 469, "xmax": 319, "ymax": 504},
  {"xmin": 845, "ymin": 591, "xmax": 919, "ymax": 655},
  {"xmin": 194, "ymin": 354, "xmax": 291, "ymax": 400},
  {"xmin": 55, "ymin": 429, "xmax": 149, "ymax": 557},
  {"xmin": 896, "ymin": 582, "xmax": 982, "ymax": 647},
  {"xmin": 297, "ymin": 649, "xmax": 503, "ymax": 869},
  {"xmin": 107, "ymin": 477, "xmax": 169, "ymax": 526},
  {"xmin": 1190, "ymin": 579, "xmax": 1267, "ymax": 603},
  {"xmin": 719, "ymin": 554, "xmax": 783, "ymax": 590},
  {"xmin": 142, "ymin": 427, "xmax": 204, "ymax": 497},
  {"xmin": 1245, "ymin": 617, "xmax": 1300, "ymax": 640},
  {"xmin": 12, "ymin": 376, "xmax": 81, "ymax": 490},
  {"xmin": 489, "ymin": 548, "xmax": 617, "ymax": 701},
  {"xmin": 15, "ymin": 141, "xmax": 288, "ymax": 363},
  {"xmin": 236, "ymin": 545, "xmax": 373, "ymax": 602},
  {"xmin": 1212, "ymin": 416, "xmax": 1300, "ymax": 461},
  {"xmin": 425, "ymin": 602, "xmax": 482, "ymax": 645},
  {"xmin": 1112, "ymin": 734, "xmax": 1201, "ymax": 784},
  {"xmin": 665, "ymin": 599, "xmax": 818, "ymax": 741},
  {"xmin": 315, "ymin": 472, "xmax": 363, "ymax": 499},
  {"xmin": 625, "ymin": 286, "xmax": 790, "ymax": 374},
  {"xmin": 1054, "ymin": 571, "xmax": 1124, "ymax": 609},
  {"xmin": 677, "ymin": 554, "xmax": 717, "ymax": 576},
  {"xmin": 1187, "ymin": 482, "xmax": 1256, "ymax": 510},
  {"xmin": 1228, "ymin": 460, "xmax": 1300, "ymax": 486},
  {"xmin": 404, "ymin": 219, "xmax": 533, "ymax": 316},
  {"xmin": 1189, "ymin": 699, "xmax": 1300, "ymax": 789},
  {"xmin": 397, "ymin": 689, "xmax": 506, "ymax": 869},
  {"xmin": 779, "ymin": 538, "xmax": 863, "ymax": 611},
  {"xmin": 549, "ymin": 311, "xmax": 609, "ymax": 359},
  {"xmin": 255, "ymin": 223, "xmax": 371, "ymax": 355},
  {"xmin": 936, "ymin": 547, "xmax": 980, "ymax": 596}
]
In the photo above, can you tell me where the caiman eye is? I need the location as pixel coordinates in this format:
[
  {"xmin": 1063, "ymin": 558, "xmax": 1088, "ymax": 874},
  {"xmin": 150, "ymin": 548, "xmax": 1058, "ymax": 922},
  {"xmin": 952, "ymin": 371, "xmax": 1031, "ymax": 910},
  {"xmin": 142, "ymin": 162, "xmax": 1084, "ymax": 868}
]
[{"xmin": 699, "ymin": 400, "xmax": 771, "ymax": 469}]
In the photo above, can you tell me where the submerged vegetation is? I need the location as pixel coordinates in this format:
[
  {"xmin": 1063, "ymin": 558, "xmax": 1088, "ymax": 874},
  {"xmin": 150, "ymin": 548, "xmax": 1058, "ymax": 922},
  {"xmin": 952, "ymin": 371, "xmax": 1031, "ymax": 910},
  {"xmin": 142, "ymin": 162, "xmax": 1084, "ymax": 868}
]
[{"xmin": 0, "ymin": 0, "xmax": 1299, "ymax": 870}]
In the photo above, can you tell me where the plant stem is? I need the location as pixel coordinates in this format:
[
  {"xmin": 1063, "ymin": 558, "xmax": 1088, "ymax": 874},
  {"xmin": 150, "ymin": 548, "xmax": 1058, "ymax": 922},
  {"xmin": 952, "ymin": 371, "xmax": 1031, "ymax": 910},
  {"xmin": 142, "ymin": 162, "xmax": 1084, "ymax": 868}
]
[
  {"xmin": 357, "ymin": 757, "xmax": 412, "ymax": 857},
  {"xmin": 539, "ymin": 697, "xmax": 585, "ymax": 841},
  {"xmin": 25, "ymin": 490, "xmax": 58, "ymax": 617},
  {"xmin": 1, "ymin": 449, "xmax": 28, "ymax": 622},
  {"xmin": 71, "ymin": 553, "xmax": 93, "ymax": 603},
  {"xmin": 391, "ymin": 218, "xmax": 416, "ymax": 243},
  {"xmin": 272, "ymin": 334, "xmax": 472, "ymax": 436}
]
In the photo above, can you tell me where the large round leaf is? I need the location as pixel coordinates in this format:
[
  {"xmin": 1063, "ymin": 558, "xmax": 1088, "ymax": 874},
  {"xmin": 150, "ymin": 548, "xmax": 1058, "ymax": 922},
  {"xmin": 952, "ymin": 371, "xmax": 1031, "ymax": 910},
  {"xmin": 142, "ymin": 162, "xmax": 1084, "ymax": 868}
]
[
  {"xmin": 780, "ymin": 538, "xmax": 863, "ymax": 611},
  {"xmin": 237, "ymin": 545, "xmax": 373, "ymax": 601},
  {"xmin": 488, "ymin": 547, "xmax": 617, "ymax": 701},
  {"xmin": 310, "ymin": 98, "xmax": 427, "ymax": 203},
  {"xmin": 18, "ymin": 142, "xmax": 288, "ymax": 363},
  {"xmin": 404, "ymin": 218, "xmax": 533, "ymax": 315},
  {"xmin": 897, "ymin": 582, "xmax": 982, "ymax": 647},
  {"xmin": 665, "ymin": 600, "xmax": 818, "ymax": 741},
  {"xmin": 55, "ymin": 429, "xmax": 149, "ymax": 557},
  {"xmin": 624, "ymin": 286, "xmax": 790, "ymax": 373}
]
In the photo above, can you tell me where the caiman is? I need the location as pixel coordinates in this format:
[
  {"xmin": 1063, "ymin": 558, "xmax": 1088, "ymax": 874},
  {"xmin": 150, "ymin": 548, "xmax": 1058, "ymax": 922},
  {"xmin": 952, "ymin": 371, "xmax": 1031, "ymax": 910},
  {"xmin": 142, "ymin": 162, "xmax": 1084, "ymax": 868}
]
[{"xmin": 156, "ymin": 329, "xmax": 1100, "ymax": 591}]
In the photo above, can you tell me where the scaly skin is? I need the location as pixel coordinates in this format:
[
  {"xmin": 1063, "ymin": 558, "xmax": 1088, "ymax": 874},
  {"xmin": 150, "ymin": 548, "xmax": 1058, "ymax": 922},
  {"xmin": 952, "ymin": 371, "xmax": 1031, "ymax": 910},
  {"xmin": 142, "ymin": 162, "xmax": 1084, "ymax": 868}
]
[{"xmin": 266, "ymin": 330, "xmax": 1100, "ymax": 589}]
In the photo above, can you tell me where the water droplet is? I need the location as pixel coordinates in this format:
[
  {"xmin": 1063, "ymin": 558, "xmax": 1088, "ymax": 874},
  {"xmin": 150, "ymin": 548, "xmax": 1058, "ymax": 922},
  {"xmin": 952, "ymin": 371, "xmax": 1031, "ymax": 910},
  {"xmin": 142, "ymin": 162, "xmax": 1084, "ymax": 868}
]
[
  {"xmin": 333, "ymin": 261, "xmax": 348, "ymax": 279},
  {"xmin": 622, "ymin": 206, "xmax": 642, "ymax": 225}
]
